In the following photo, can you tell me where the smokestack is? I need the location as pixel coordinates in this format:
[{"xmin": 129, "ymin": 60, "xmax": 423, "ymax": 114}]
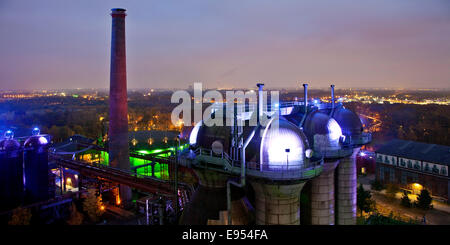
[
  {"xmin": 303, "ymin": 84, "xmax": 308, "ymax": 112},
  {"xmin": 331, "ymin": 84, "xmax": 335, "ymax": 109},
  {"xmin": 256, "ymin": 83, "xmax": 264, "ymax": 124},
  {"xmin": 109, "ymin": 8, "xmax": 131, "ymax": 203}
]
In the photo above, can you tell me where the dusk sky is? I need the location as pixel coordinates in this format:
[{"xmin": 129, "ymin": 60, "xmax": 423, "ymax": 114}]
[{"xmin": 1, "ymin": 0, "xmax": 449, "ymax": 90}]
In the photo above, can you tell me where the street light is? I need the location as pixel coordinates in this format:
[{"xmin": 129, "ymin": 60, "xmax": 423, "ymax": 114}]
[{"xmin": 285, "ymin": 148, "xmax": 290, "ymax": 167}]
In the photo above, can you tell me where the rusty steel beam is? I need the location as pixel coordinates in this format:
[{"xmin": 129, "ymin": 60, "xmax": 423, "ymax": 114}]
[{"xmin": 51, "ymin": 157, "xmax": 176, "ymax": 195}]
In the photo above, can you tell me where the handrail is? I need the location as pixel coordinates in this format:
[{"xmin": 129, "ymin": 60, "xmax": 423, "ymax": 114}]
[
  {"xmin": 317, "ymin": 146, "xmax": 354, "ymax": 159},
  {"xmin": 49, "ymin": 154, "xmax": 194, "ymax": 195},
  {"xmin": 193, "ymin": 147, "xmax": 322, "ymax": 173}
]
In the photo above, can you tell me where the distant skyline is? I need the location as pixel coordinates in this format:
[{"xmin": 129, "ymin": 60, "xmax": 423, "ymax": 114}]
[{"xmin": 1, "ymin": 0, "xmax": 450, "ymax": 90}]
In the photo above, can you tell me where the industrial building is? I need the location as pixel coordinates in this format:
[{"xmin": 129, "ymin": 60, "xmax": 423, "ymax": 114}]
[
  {"xmin": 178, "ymin": 83, "xmax": 371, "ymax": 225},
  {"xmin": 375, "ymin": 139, "xmax": 450, "ymax": 203},
  {"xmin": 0, "ymin": 8, "xmax": 374, "ymax": 225}
]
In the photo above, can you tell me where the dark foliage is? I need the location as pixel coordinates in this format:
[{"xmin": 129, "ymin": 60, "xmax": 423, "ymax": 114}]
[{"xmin": 415, "ymin": 189, "xmax": 433, "ymax": 210}]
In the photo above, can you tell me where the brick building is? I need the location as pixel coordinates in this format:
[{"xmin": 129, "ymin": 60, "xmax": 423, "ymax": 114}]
[{"xmin": 375, "ymin": 139, "xmax": 450, "ymax": 203}]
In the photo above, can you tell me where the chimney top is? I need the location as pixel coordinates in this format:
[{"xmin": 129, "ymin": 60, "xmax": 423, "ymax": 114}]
[{"xmin": 111, "ymin": 8, "xmax": 127, "ymax": 16}]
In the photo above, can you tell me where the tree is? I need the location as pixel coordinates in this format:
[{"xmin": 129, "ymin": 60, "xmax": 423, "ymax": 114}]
[
  {"xmin": 8, "ymin": 207, "xmax": 32, "ymax": 225},
  {"xmin": 400, "ymin": 191, "xmax": 411, "ymax": 208},
  {"xmin": 386, "ymin": 183, "xmax": 400, "ymax": 200},
  {"xmin": 82, "ymin": 188, "xmax": 105, "ymax": 223},
  {"xmin": 415, "ymin": 189, "xmax": 432, "ymax": 210},
  {"xmin": 67, "ymin": 203, "xmax": 84, "ymax": 225},
  {"xmin": 72, "ymin": 125, "xmax": 85, "ymax": 136},
  {"xmin": 357, "ymin": 184, "xmax": 375, "ymax": 216},
  {"xmin": 371, "ymin": 180, "xmax": 384, "ymax": 191}
]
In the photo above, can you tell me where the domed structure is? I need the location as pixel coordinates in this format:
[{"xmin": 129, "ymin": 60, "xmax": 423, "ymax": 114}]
[
  {"xmin": 24, "ymin": 135, "xmax": 49, "ymax": 148},
  {"xmin": 0, "ymin": 138, "xmax": 20, "ymax": 151},
  {"xmin": 331, "ymin": 108, "xmax": 363, "ymax": 137},
  {"xmin": 303, "ymin": 111, "xmax": 343, "ymax": 153},
  {"xmin": 189, "ymin": 109, "xmax": 312, "ymax": 171},
  {"xmin": 259, "ymin": 118, "xmax": 309, "ymax": 170}
]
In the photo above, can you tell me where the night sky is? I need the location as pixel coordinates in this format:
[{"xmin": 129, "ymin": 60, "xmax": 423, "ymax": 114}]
[{"xmin": 1, "ymin": 0, "xmax": 449, "ymax": 90}]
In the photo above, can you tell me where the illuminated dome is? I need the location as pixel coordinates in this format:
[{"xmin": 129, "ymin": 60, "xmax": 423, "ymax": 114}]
[
  {"xmin": 195, "ymin": 120, "xmax": 231, "ymax": 152},
  {"xmin": 260, "ymin": 118, "xmax": 309, "ymax": 170},
  {"xmin": 0, "ymin": 138, "xmax": 20, "ymax": 151},
  {"xmin": 190, "ymin": 111, "xmax": 311, "ymax": 171},
  {"xmin": 24, "ymin": 135, "xmax": 49, "ymax": 148},
  {"xmin": 1, "ymin": 130, "xmax": 20, "ymax": 151},
  {"xmin": 332, "ymin": 108, "xmax": 363, "ymax": 136},
  {"xmin": 303, "ymin": 111, "xmax": 342, "ymax": 152}
]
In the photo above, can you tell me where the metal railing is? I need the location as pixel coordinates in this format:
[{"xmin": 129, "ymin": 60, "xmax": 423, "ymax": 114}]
[
  {"xmin": 191, "ymin": 147, "xmax": 323, "ymax": 180},
  {"xmin": 49, "ymin": 154, "xmax": 194, "ymax": 196},
  {"xmin": 319, "ymin": 147, "xmax": 354, "ymax": 159},
  {"xmin": 346, "ymin": 132, "xmax": 372, "ymax": 146}
]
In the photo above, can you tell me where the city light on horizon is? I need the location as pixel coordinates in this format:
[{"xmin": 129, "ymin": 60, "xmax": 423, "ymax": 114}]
[{"xmin": 1, "ymin": 0, "xmax": 450, "ymax": 90}]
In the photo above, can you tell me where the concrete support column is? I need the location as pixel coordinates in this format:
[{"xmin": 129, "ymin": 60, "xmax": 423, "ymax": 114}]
[
  {"xmin": 310, "ymin": 160, "xmax": 338, "ymax": 225},
  {"xmin": 336, "ymin": 148, "xmax": 360, "ymax": 225},
  {"xmin": 180, "ymin": 169, "xmax": 250, "ymax": 225},
  {"xmin": 251, "ymin": 181, "xmax": 305, "ymax": 225}
]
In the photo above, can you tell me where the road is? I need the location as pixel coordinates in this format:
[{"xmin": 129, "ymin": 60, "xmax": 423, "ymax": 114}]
[{"xmin": 358, "ymin": 174, "xmax": 450, "ymax": 225}]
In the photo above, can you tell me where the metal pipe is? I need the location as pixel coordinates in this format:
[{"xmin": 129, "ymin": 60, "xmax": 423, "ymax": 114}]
[
  {"xmin": 331, "ymin": 84, "xmax": 335, "ymax": 108},
  {"xmin": 174, "ymin": 135, "xmax": 179, "ymax": 216},
  {"xmin": 60, "ymin": 167, "xmax": 63, "ymax": 195},
  {"xmin": 256, "ymin": 83, "xmax": 264, "ymax": 125},
  {"xmin": 145, "ymin": 198, "xmax": 149, "ymax": 225},
  {"xmin": 159, "ymin": 201, "xmax": 164, "ymax": 225},
  {"xmin": 62, "ymin": 168, "xmax": 66, "ymax": 193},
  {"xmin": 226, "ymin": 126, "xmax": 258, "ymax": 225},
  {"xmin": 236, "ymin": 103, "xmax": 239, "ymax": 160},
  {"xmin": 330, "ymin": 84, "xmax": 335, "ymax": 116},
  {"xmin": 299, "ymin": 83, "xmax": 308, "ymax": 127},
  {"xmin": 303, "ymin": 83, "xmax": 308, "ymax": 109}
]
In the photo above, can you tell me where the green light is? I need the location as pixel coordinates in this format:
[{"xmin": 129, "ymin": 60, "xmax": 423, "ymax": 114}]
[
  {"xmin": 149, "ymin": 149, "xmax": 164, "ymax": 154},
  {"xmin": 76, "ymin": 146, "xmax": 178, "ymax": 180},
  {"xmin": 137, "ymin": 150, "xmax": 150, "ymax": 155}
]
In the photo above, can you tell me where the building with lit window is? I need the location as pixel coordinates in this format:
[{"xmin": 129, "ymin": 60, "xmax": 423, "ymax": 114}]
[{"xmin": 375, "ymin": 139, "xmax": 450, "ymax": 203}]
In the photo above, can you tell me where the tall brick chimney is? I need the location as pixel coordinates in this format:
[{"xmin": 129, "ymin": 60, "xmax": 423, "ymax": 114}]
[{"xmin": 109, "ymin": 8, "xmax": 131, "ymax": 203}]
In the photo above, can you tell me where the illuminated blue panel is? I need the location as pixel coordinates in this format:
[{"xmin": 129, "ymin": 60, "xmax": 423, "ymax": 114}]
[{"xmin": 189, "ymin": 121, "xmax": 202, "ymax": 145}]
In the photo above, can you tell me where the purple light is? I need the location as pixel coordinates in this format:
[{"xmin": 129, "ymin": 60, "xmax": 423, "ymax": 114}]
[
  {"xmin": 327, "ymin": 118, "xmax": 342, "ymax": 141},
  {"xmin": 38, "ymin": 136, "xmax": 48, "ymax": 144},
  {"xmin": 359, "ymin": 152, "xmax": 366, "ymax": 157},
  {"xmin": 189, "ymin": 121, "xmax": 202, "ymax": 145}
]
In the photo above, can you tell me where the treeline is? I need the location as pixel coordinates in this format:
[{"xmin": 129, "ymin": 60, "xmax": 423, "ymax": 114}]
[
  {"xmin": 0, "ymin": 96, "xmax": 177, "ymax": 143},
  {"xmin": 346, "ymin": 102, "xmax": 450, "ymax": 146}
]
